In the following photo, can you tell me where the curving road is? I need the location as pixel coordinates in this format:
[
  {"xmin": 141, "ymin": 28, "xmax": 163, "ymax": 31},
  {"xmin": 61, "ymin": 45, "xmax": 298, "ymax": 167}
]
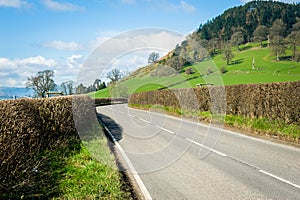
[{"xmin": 97, "ymin": 104, "xmax": 300, "ymax": 200}]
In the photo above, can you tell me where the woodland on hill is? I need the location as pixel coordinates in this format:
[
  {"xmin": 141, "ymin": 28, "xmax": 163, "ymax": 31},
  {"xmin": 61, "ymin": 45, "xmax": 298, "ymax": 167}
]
[{"xmin": 160, "ymin": 1, "xmax": 300, "ymax": 70}]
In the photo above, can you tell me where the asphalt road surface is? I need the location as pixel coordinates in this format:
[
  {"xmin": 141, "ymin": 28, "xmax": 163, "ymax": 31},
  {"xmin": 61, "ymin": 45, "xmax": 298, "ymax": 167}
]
[{"xmin": 96, "ymin": 104, "xmax": 300, "ymax": 200}]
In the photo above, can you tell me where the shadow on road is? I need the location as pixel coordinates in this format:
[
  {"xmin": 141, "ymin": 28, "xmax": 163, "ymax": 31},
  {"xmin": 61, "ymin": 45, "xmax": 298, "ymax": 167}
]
[{"xmin": 97, "ymin": 113, "xmax": 123, "ymax": 141}]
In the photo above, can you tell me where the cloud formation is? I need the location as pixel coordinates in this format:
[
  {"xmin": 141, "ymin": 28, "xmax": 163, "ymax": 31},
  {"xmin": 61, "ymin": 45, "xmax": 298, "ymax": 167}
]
[
  {"xmin": 0, "ymin": 55, "xmax": 82, "ymax": 87},
  {"xmin": 41, "ymin": 0, "xmax": 82, "ymax": 11},
  {"xmin": 0, "ymin": 0, "xmax": 28, "ymax": 8},
  {"xmin": 179, "ymin": 0, "xmax": 196, "ymax": 13},
  {"xmin": 43, "ymin": 40, "xmax": 82, "ymax": 51}
]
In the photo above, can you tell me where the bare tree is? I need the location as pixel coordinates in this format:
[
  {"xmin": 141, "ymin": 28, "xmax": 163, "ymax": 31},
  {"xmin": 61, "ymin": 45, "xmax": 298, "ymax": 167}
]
[
  {"xmin": 222, "ymin": 43, "xmax": 234, "ymax": 65},
  {"xmin": 26, "ymin": 70, "xmax": 56, "ymax": 98},
  {"xmin": 270, "ymin": 36, "xmax": 286, "ymax": 61},
  {"xmin": 269, "ymin": 19, "xmax": 286, "ymax": 39},
  {"xmin": 107, "ymin": 68, "xmax": 122, "ymax": 83},
  {"xmin": 253, "ymin": 25, "xmax": 268, "ymax": 47},
  {"xmin": 148, "ymin": 52, "xmax": 159, "ymax": 63},
  {"xmin": 207, "ymin": 38, "xmax": 220, "ymax": 56},
  {"xmin": 231, "ymin": 31, "xmax": 244, "ymax": 51},
  {"xmin": 61, "ymin": 80, "xmax": 74, "ymax": 95}
]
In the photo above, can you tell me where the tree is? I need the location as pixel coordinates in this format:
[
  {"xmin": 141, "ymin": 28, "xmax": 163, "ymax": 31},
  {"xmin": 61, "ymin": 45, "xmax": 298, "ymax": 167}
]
[
  {"xmin": 76, "ymin": 83, "xmax": 87, "ymax": 94},
  {"xmin": 26, "ymin": 70, "xmax": 56, "ymax": 98},
  {"xmin": 166, "ymin": 56, "xmax": 186, "ymax": 71},
  {"xmin": 253, "ymin": 25, "xmax": 268, "ymax": 47},
  {"xmin": 231, "ymin": 31, "xmax": 244, "ymax": 51},
  {"xmin": 269, "ymin": 19, "xmax": 286, "ymax": 39},
  {"xmin": 93, "ymin": 79, "xmax": 102, "ymax": 91},
  {"xmin": 61, "ymin": 80, "xmax": 74, "ymax": 95},
  {"xmin": 107, "ymin": 68, "xmax": 122, "ymax": 83},
  {"xmin": 148, "ymin": 52, "xmax": 159, "ymax": 64},
  {"xmin": 222, "ymin": 43, "xmax": 234, "ymax": 65},
  {"xmin": 207, "ymin": 38, "xmax": 219, "ymax": 56},
  {"xmin": 270, "ymin": 36, "xmax": 286, "ymax": 61},
  {"xmin": 287, "ymin": 31, "xmax": 300, "ymax": 61},
  {"xmin": 93, "ymin": 79, "xmax": 106, "ymax": 91}
]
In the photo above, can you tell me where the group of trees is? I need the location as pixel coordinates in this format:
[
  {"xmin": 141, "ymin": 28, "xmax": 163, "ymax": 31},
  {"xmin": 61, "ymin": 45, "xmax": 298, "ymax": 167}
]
[
  {"xmin": 26, "ymin": 66, "xmax": 127, "ymax": 97},
  {"xmin": 75, "ymin": 79, "xmax": 107, "ymax": 94},
  {"xmin": 197, "ymin": 1, "xmax": 299, "ymax": 42},
  {"xmin": 26, "ymin": 70, "xmax": 108, "ymax": 97}
]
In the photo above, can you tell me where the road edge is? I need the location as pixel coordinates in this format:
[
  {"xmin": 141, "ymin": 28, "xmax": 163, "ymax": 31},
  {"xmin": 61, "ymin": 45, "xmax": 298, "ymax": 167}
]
[{"xmin": 98, "ymin": 116, "xmax": 153, "ymax": 200}]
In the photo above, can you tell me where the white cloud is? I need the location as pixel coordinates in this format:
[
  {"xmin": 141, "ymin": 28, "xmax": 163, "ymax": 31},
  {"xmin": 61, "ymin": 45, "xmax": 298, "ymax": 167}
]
[
  {"xmin": 43, "ymin": 40, "xmax": 82, "ymax": 51},
  {"xmin": 179, "ymin": 0, "xmax": 196, "ymax": 13},
  {"xmin": 240, "ymin": 0, "xmax": 299, "ymax": 3},
  {"xmin": 0, "ymin": 56, "xmax": 57, "ymax": 86},
  {"xmin": 67, "ymin": 54, "xmax": 83, "ymax": 69},
  {"xmin": 19, "ymin": 56, "xmax": 57, "ymax": 67},
  {"xmin": 0, "ymin": 0, "xmax": 28, "ymax": 8},
  {"xmin": 41, "ymin": 0, "xmax": 82, "ymax": 11},
  {"xmin": 0, "ymin": 55, "xmax": 83, "ymax": 87}
]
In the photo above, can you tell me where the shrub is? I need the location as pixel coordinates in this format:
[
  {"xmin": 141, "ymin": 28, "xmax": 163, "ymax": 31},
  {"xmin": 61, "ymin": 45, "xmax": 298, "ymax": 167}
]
[
  {"xmin": 185, "ymin": 67, "xmax": 194, "ymax": 75},
  {"xmin": 129, "ymin": 81, "xmax": 300, "ymax": 125},
  {"xmin": 0, "ymin": 96, "xmax": 94, "ymax": 197},
  {"xmin": 220, "ymin": 66, "xmax": 228, "ymax": 74}
]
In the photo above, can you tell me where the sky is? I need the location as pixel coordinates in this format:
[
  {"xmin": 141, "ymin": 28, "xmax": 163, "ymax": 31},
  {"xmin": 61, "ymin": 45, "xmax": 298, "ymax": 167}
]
[{"xmin": 0, "ymin": 0, "xmax": 299, "ymax": 87}]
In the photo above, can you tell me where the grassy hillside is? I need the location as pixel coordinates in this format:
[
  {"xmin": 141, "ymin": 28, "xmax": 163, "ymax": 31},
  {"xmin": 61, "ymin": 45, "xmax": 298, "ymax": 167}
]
[{"xmin": 93, "ymin": 42, "xmax": 300, "ymax": 98}]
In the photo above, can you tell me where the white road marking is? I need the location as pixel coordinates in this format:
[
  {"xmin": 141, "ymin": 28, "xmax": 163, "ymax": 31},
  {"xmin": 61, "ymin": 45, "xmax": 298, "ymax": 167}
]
[
  {"xmin": 112, "ymin": 105, "xmax": 300, "ymax": 191},
  {"xmin": 138, "ymin": 118, "xmax": 151, "ymax": 124},
  {"xmin": 126, "ymin": 105, "xmax": 300, "ymax": 152},
  {"xmin": 115, "ymin": 142, "xmax": 153, "ymax": 200},
  {"xmin": 99, "ymin": 118, "xmax": 153, "ymax": 200},
  {"xmin": 128, "ymin": 114, "xmax": 135, "ymax": 118},
  {"xmin": 259, "ymin": 170, "xmax": 300, "ymax": 190},
  {"xmin": 155, "ymin": 125, "xmax": 175, "ymax": 134},
  {"xmin": 185, "ymin": 138, "xmax": 227, "ymax": 157}
]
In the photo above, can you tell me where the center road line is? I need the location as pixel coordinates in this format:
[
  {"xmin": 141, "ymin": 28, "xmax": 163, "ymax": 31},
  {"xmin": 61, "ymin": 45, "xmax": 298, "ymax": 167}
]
[
  {"xmin": 185, "ymin": 138, "xmax": 227, "ymax": 157},
  {"xmin": 155, "ymin": 125, "xmax": 175, "ymax": 134},
  {"xmin": 137, "ymin": 118, "xmax": 151, "ymax": 124},
  {"xmin": 259, "ymin": 170, "xmax": 300, "ymax": 190},
  {"xmin": 186, "ymin": 137, "xmax": 300, "ymax": 191}
]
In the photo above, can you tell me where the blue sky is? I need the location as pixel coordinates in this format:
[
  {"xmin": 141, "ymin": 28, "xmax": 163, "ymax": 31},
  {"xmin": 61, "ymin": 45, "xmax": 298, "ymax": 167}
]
[{"xmin": 0, "ymin": 0, "xmax": 298, "ymax": 87}]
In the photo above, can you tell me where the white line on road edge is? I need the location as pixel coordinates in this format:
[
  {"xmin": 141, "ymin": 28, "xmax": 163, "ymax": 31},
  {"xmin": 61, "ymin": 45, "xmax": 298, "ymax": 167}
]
[
  {"xmin": 99, "ymin": 119, "xmax": 153, "ymax": 200},
  {"xmin": 185, "ymin": 138, "xmax": 227, "ymax": 157},
  {"xmin": 115, "ymin": 142, "xmax": 153, "ymax": 200},
  {"xmin": 155, "ymin": 125, "xmax": 175, "ymax": 134},
  {"xmin": 259, "ymin": 170, "xmax": 300, "ymax": 190}
]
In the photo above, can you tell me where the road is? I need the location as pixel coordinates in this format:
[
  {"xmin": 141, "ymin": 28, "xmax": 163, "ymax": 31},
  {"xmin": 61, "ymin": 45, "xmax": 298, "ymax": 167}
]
[{"xmin": 96, "ymin": 104, "xmax": 300, "ymax": 200}]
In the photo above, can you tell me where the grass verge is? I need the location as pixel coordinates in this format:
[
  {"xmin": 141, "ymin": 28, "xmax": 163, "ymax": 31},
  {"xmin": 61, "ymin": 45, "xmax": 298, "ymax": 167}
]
[
  {"xmin": 129, "ymin": 104, "xmax": 300, "ymax": 145},
  {"xmin": 1, "ymin": 138, "xmax": 134, "ymax": 200}
]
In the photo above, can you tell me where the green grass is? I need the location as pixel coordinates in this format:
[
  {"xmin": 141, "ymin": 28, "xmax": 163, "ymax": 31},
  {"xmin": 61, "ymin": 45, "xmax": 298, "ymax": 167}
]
[
  {"xmin": 53, "ymin": 140, "xmax": 132, "ymax": 200},
  {"xmin": 3, "ymin": 137, "xmax": 133, "ymax": 199},
  {"xmin": 130, "ymin": 104, "xmax": 300, "ymax": 144},
  {"xmin": 93, "ymin": 42, "xmax": 300, "ymax": 98}
]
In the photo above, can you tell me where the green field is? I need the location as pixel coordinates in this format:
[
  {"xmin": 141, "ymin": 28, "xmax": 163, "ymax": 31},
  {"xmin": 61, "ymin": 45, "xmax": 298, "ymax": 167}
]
[{"xmin": 93, "ymin": 42, "xmax": 300, "ymax": 98}]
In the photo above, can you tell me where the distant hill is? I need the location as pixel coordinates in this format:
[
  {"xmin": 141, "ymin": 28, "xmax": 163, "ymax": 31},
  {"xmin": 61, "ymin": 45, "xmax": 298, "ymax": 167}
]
[{"xmin": 0, "ymin": 87, "xmax": 33, "ymax": 99}]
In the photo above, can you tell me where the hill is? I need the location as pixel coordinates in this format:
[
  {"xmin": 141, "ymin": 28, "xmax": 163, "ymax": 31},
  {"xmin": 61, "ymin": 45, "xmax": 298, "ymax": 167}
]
[
  {"xmin": 0, "ymin": 87, "xmax": 33, "ymax": 99},
  {"xmin": 197, "ymin": 1, "xmax": 300, "ymax": 41},
  {"xmin": 93, "ymin": 1, "xmax": 300, "ymax": 98},
  {"xmin": 93, "ymin": 41, "xmax": 300, "ymax": 98}
]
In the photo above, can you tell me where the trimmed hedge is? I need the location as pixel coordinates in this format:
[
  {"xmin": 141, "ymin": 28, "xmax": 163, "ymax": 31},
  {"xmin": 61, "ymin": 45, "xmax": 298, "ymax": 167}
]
[
  {"xmin": 94, "ymin": 98, "xmax": 128, "ymax": 107},
  {"xmin": 0, "ymin": 96, "xmax": 94, "ymax": 197},
  {"xmin": 129, "ymin": 81, "xmax": 300, "ymax": 125}
]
